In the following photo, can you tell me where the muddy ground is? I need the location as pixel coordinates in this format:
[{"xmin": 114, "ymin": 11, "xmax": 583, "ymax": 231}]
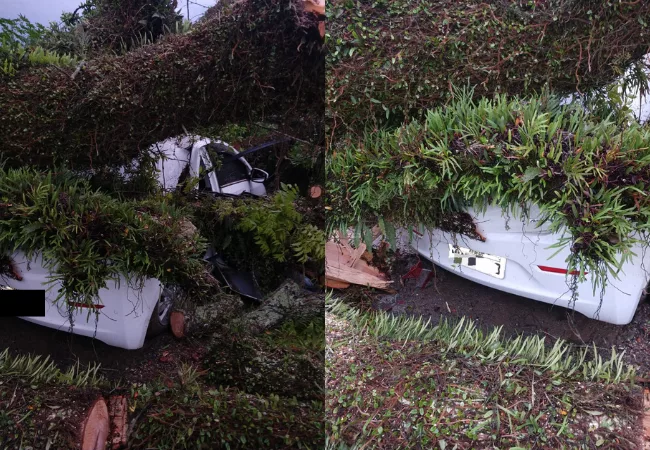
[
  {"xmin": 0, "ymin": 316, "xmax": 208, "ymax": 383},
  {"xmin": 368, "ymin": 251, "xmax": 650, "ymax": 377}
]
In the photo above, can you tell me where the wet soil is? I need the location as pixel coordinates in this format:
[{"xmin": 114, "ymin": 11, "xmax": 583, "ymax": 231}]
[
  {"xmin": 0, "ymin": 317, "xmax": 209, "ymax": 383},
  {"xmin": 372, "ymin": 251, "xmax": 650, "ymax": 377}
]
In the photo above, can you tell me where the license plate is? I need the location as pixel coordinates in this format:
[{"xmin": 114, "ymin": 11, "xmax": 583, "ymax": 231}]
[{"xmin": 448, "ymin": 244, "xmax": 506, "ymax": 279}]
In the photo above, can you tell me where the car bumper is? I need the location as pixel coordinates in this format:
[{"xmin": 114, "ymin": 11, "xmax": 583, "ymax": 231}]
[
  {"xmin": 411, "ymin": 227, "xmax": 648, "ymax": 326},
  {"xmin": 4, "ymin": 251, "xmax": 162, "ymax": 350}
]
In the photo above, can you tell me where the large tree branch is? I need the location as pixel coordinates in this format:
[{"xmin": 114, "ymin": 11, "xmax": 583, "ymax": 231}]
[
  {"xmin": 327, "ymin": 0, "xmax": 650, "ymax": 132},
  {"xmin": 0, "ymin": 0, "xmax": 325, "ymax": 169}
]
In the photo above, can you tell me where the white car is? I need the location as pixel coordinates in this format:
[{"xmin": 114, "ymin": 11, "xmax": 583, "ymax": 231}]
[
  {"xmin": 149, "ymin": 135, "xmax": 269, "ymax": 196},
  {"xmin": 410, "ymin": 204, "xmax": 650, "ymax": 325},
  {"xmin": 2, "ymin": 136, "xmax": 270, "ymax": 349}
]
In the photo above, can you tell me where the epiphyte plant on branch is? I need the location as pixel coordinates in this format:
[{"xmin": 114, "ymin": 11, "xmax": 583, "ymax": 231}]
[
  {"xmin": 0, "ymin": 0, "xmax": 325, "ymax": 171},
  {"xmin": 326, "ymin": 87, "xmax": 650, "ymax": 296},
  {"xmin": 0, "ymin": 167, "xmax": 212, "ymax": 310},
  {"xmin": 326, "ymin": 0, "xmax": 650, "ymax": 132}
]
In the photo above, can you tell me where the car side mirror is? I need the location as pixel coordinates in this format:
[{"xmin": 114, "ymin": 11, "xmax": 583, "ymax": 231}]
[{"xmin": 250, "ymin": 168, "xmax": 268, "ymax": 183}]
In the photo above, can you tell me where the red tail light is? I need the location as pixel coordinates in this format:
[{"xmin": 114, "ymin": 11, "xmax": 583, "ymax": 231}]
[
  {"xmin": 67, "ymin": 301, "xmax": 104, "ymax": 309},
  {"xmin": 538, "ymin": 265, "xmax": 586, "ymax": 276}
]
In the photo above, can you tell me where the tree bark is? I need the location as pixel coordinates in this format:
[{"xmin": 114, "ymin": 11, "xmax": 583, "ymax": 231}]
[
  {"xmin": 328, "ymin": 0, "xmax": 650, "ymax": 131},
  {"xmin": 172, "ymin": 280, "xmax": 324, "ymax": 337},
  {"xmin": 237, "ymin": 279, "xmax": 324, "ymax": 333},
  {"xmin": 170, "ymin": 294, "xmax": 244, "ymax": 338},
  {"xmin": 0, "ymin": 0, "xmax": 324, "ymax": 170}
]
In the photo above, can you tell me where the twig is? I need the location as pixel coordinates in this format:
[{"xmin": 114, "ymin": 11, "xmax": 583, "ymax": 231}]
[
  {"xmin": 125, "ymin": 400, "xmax": 153, "ymax": 443},
  {"xmin": 253, "ymin": 123, "xmax": 322, "ymax": 147}
]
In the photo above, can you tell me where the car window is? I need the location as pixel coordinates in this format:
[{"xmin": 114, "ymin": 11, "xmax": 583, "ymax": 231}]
[{"xmin": 215, "ymin": 154, "xmax": 250, "ymax": 187}]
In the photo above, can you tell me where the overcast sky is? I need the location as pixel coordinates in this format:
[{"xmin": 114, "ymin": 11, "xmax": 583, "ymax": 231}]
[{"xmin": 1, "ymin": 0, "xmax": 217, "ymax": 25}]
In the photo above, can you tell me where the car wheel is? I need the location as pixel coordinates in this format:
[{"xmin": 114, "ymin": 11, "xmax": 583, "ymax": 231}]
[{"xmin": 146, "ymin": 284, "xmax": 179, "ymax": 338}]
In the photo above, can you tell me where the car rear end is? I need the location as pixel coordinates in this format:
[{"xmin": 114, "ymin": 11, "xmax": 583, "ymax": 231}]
[
  {"xmin": 3, "ymin": 251, "xmax": 162, "ymax": 349},
  {"xmin": 410, "ymin": 205, "xmax": 649, "ymax": 325}
]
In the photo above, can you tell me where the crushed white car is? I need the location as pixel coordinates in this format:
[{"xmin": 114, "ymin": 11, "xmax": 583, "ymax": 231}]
[
  {"xmin": 2, "ymin": 136, "xmax": 274, "ymax": 349},
  {"xmin": 410, "ymin": 204, "xmax": 650, "ymax": 325}
]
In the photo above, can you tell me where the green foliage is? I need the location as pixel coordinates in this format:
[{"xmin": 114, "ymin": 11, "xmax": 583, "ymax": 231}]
[
  {"xmin": 327, "ymin": 88, "xmax": 650, "ymax": 293},
  {"xmin": 0, "ymin": 16, "xmax": 76, "ymax": 76},
  {"xmin": 237, "ymin": 185, "xmax": 313, "ymax": 262},
  {"xmin": 128, "ymin": 384, "xmax": 324, "ymax": 449},
  {"xmin": 204, "ymin": 319, "xmax": 324, "ymax": 400},
  {"xmin": 195, "ymin": 185, "xmax": 325, "ymax": 266},
  {"xmin": 327, "ymin": 299, "xmax": 635, "ymax": 383},
  {"xmin": 292, "ymin": 224, "xmax": 326, "ymax": 264},
  {"xmin": 26, "ymin": 46, "xmax": 77, "ymax": 66},
  {"xmin": 0, "ymin": 16, "xmax": 46, "ymax": 48},
  {"xmin": 327, "ymin": 0, "xmax": 650, "ymax": 132},
  {"xmin": 0, "ymin": 167, "xmax": 211, "ymax": 309}
]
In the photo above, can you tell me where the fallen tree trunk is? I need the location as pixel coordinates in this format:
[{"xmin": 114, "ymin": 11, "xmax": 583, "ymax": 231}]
[
  {"xmin": 328, "ymin": 0, "xmax": 650, "ymax": 130},
  {"xmin": 237, "ymin": 279, "xmax": 324, "ymax": 333},
  {"xmin": 172, "ymin": 280, "xmax": 323, "ymax": 337},
  {"xmin": 0, "ymin": 0, "xmax": 325, "ymax": 170},
  {"xmin": 170, "ymin": 293, "xmax": 244, "ymax": 338}
]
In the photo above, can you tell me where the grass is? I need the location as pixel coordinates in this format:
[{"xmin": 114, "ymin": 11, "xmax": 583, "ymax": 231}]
[
  {"xmin": 0, "ymin": 348, "xmax": 102, "ymax": 386},
  {"xmin": 131, "ymin": 319, "xmax": 326, "ymax": 449},
  {"xmin": 128, "ymin": 382, "xmax": 324, "ymax": 449},
  {"xmin": 327, "ymin": 299, "xmax": 635, "ymax": 383},
  {"xmin": 326, "ymin": 300, "xmax": 644, "ymax": 449},
  {"xmin": 0, "ymin": 317, "xmax": 326, "ymax": 449},
  {"xmin": 0, "ymin": 349, "xmax": 106, "ymax": 449}
]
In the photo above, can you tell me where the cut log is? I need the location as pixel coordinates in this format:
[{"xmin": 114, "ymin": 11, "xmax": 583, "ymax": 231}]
[
  {"xmin": 309, "ymin": 184, "xmax": 323, "ymax": 199},
  {"xmin": 170, "ymin": 311, "xmax": 186, "ymax": 338},
  {"xmin": 108, "ymin": 395, "xmax": 128, "ymax": 450},
  {"xmin": 81, "ymin": 397, "xmax": 110, "ymax": 450}
]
